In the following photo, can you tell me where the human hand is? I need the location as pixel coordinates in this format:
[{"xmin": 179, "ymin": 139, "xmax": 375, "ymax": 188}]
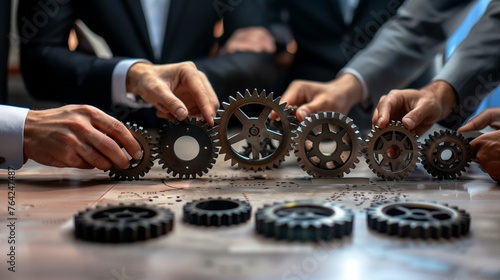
[
  {"xmin": 271, "ymin": 74, "xmax": 363, "ymax": 122},
  {"xmin": 372, "ymin": 81, "xmax": 457, "ymax": 136},
  {"xmin": 458, "ymin": 108, "xmax": 500, "ymax": 182},
  {"xmin": 23, "ymin": 105, "xmax": 142, "ymax": 170},
  {"xmin": 127, "ymin": 62, "xmax": 219, "ymax": 126},
  {"xmin": 220, "ymin": 27, "xmax": 276, "ymax": 55}
]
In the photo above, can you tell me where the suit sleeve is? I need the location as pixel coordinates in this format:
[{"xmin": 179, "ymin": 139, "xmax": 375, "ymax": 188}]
[
  {"xmin": 435, "ymin": 0, "xmax": 500, "ymax": 128},
  {"xmin": 345, "ymin": 0, "xmax": 471, "ymax": 106},
  {"xmin": 18, "ymin": 0, "xmax": 123, "ymax": 110}
]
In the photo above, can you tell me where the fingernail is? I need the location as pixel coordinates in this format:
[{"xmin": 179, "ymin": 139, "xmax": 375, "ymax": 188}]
[
  {"xmin": 297, "ymin": 110, "xmax": 307, "ymax": 120},
  {"xmin": 176, "ymin": 108, "xmax": 187, "ymax": 119},
  {"xmin": 404, "ymin": 117, "xmax": 415, "ymax": 129},
  {"xmin": 133, "ymin": 150, "xmax": 143, "ymax": 160}
]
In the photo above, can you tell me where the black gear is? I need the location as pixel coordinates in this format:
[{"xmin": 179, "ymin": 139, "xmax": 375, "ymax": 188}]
[
  {"xmin": 294, "ymin": 112, "xmax": 362, "ymax": 178},
  {"xmin": 74, "ymin": 203, "xmax": 174, "ymax": 243},
  {"xmin": 215, "ymin": 89, "xmax": 294, "ymax": 171},
  {"xmin": 183, "ymin": 197, "xmax": 252, "ymax": 226},
  {"xmin": 366, "ymin": 200, "xmax": 470, "ymax": 239},
  {"xmin": 365, "ymin": 120, "xmax": 420, "ymax": 180},
  {"xmin": 157, "ymin": 118, "xmax": 218, "ymax": 179},
  {"xmin": 421, "ymin": 130, "xmax": 472, "ymax": 179},
  {"xmin": 108, "ymin": 123, "xmax": 155, "ymax": 181},
  {"xmin": 255, "ymin": 200, "xmax": 354, "ymax": 242}
]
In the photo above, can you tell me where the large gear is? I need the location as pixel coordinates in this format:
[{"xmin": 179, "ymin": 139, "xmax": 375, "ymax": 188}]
[
  {"xmin": 215, "ymin": 89, "xmax": 293, "ymax": 171},
  {"xmin": 108, "ymin": 123, "xmax": 155, "ymax": 181},
  {"xmin": 421, "ymin": 130, "xmax": 472, "ymax": 180},
  {"xmin": 294, "ymin": 112, "xmax": 362, "ymax": 178},
  {"xmin": 74, "ymin": 203, "xmax": 174, "ymax": 243},
  {"xmin": 255, "ymin": 200, "xmax": 354, "ymax": 241},
  {"xmin": 366, "ymin": 200, "xmax": 470, "ymax": 239},
  {"xmin": 183, "ymin": 197, "xmax": 252, "ymax": 227},
  {"xmin": 157, "ymin": 118, "xmax": 218, "ymax": 179},
  {"xmin": 365, "ymin": 121, "xmax": 419, "ymax": 180}
]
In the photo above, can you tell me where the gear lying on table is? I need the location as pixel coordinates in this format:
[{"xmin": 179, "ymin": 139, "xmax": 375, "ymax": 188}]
[
  {"xmin": 157, "ymin": 118, "xmax": 218, "ymax": 179},
  {"xmin": 421, "ymin": 130, "xmax": 472, "ymax": 180},
  {"xmin": 294, "ymin": 112, "xmax": 362, "ymax": 178},
  {"xmin": 74, "ymin": 203, "xmax": 174, "ymax": 243},
  {"xmin": 215, "ymin": 89, "xmax": 294, "ymax": 171},
  {"xmin": 255, "ymin": 200, "xmax": 354, "ymax": 242},
  {"xmin": 108, "ymin": 123, "xmax": 156, "ymax": 181},
  {"xmin": 365, "ymin": 121, "xmax": 420, "ymax": 180},
  {"xmin": 366, "ymin": 200, "xmax": 470, "ymax": 239},
  {"xmin": 183, "ymin": 197, "xmax": 252, "ymax": 227}
]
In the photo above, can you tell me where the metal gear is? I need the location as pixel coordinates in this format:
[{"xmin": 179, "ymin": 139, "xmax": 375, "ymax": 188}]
[
  {"xmin": 365, "ymin": 120, "xmax": 419, "ymax": 180},
  {"xmin": 215, "ymin": 89, "xmax": 293, "ymax": 171},
  {"xmin": 421, "ymin": 130, "xmax": 472, "ymax": 180},
  {"xmin": 108, "ymin": 123, "xmax": 155, "ymax": 181},
  {"xmin": 183, "ymin": 197, "xmax": 252, "ymax": 226},
  {"xmin": 157, "ymin": 118, "xmax": 218, "ymax": 179},
  {"xmin": 74, "ymin": 203, "xmax": 174, "ymax": 243},
  {"xmin": 255, "ymin": 200, "xmax": 354, "ymax": 241},
  {"xmin": 366, "ymin": 200, "xmax": 470, "ymax": 239},
  {"xmin": 294, "ymin": 112, "xmax": 362, "ymax": 178}
]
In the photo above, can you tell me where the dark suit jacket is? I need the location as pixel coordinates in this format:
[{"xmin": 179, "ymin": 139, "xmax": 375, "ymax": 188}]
[
  {"xmin": 267, "ymin": 0, "xmax": 405, "ymax": 83},
  {"xmin": 18, "ymin": 0, "xmax": 275, "ymax": 112},
  {"xmin": 0, "ymin": 0, "xmax": 10, "ymax": 104}
]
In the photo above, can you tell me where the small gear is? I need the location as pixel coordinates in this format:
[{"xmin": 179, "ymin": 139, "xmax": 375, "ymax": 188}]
[
  {"xmin": 215, "ymin": 89, "xmax": 293, "ymax": 171},
  {"xmin": 74, "ymin": 203, "xmax": 174, "ymax": 243},
  {"xmin": 421, "ymin": 130, "xmax": 472, "ymax": 180},
  {"xmin": 157, "ymin": 118, "xmax": 218, "ymax": 179},
  {"xmin": 255, "ymin": 200, "xmax": 354, "ymax": 241},
  {"xmin": 366, "ymin": 200, "xmax": 470, "ymax": 239},
  {"xmin": 294, "ymin": 112, "xmax": 362, "ymax": 178},
  {"xmin": 365, "ymin": 121, "xmax": 419, "ymax": 180},
  {"xmin": 183, "ymin": 197, "xmax": 252, "ymax": 227},
  {"xmin": 108, "ymin": 123, "xmax": 155, "ymax": 181}
]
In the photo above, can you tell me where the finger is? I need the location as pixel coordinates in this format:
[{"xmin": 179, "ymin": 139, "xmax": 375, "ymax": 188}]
[
  {"xmin": 373, "ymin": 95, "xmax": 393, "ymax": 129},
  {"xmin": 372, "ymin": 95, "xmax": 386, "ymax": 126},
  {"xmin": 156, "ymin": 110, "xmax": 175, "ymax": 121},
  {"xmin": 84, "ymin": 130, "xmax": 131, "ymax": 169},
  {"xmin": 178, "ymin": 63, "xmax": 215, "ymax": 125},
  {"xmin": 272, "ymin": 81, "xmax": 308, "ymax": 119},
  {"xmin": 140, "ymin": 74, "xmax": 189, "ymax": 120},
  {"xmin": 198, "ymin": 71, "xmax": 219, "ymax": 125},
  {"xmin": 92, "ymin": 113, "xmax": 142, "ymax": 161},
  {"xmin": 76, "ymin": 142, "xmax": 115, "ymax": 170},
  {"xmin": 458, "ymin": 109, "xmax": 496, "ymax": 132}
]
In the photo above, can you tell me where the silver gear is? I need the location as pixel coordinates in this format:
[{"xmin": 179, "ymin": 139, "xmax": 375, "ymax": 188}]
[
  {"xmin": 108, "ymin": 123, "xmax": 155, "ymax": 181},
  {"xmin": 366, "ymin": 200, "xmax": 470, "ymax": 239},
  {"xmin": 365, "ymin": 120, "xmax": 419, "ymax": 180},
  {"xmin": 421, "ymin": 130, "xmax": 472, "ymax": 179},
  {"xmin": 294, "ymin": 112, "xmax": 362, "ymax": 178},
  {"xmin": 215, "ymin": 89, "xmax": 293, "ymax": 171},
  {"xmin": 255, "ymin": 200, "xmax": 354, "ymax": 241},
  {"xmin": 157, "ymin": 118, "xmax": 218, "ymax": 179}
]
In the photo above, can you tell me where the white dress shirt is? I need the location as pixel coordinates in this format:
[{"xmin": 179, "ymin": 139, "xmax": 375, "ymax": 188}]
[
  {"xmin": 111, "ymin": 0, "xmax": 170, "ymax": 108},
  {"xmin": 0, "ymin": 105, "xmax": 29, "ymax": 169}
]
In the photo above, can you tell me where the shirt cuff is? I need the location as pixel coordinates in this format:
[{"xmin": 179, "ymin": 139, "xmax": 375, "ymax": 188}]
[
  {"xmin": 0, "ymin": 105, "xmax": 29, "ymax": 170},
  {"xmin": 112, "ymin": 59, "xmax": 153, "ymax": 109}
]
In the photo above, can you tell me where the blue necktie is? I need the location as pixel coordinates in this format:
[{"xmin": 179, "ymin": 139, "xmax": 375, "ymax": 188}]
[{"xmin": 445, "ymin": 0, "xmax": 499, "ymax": 121}]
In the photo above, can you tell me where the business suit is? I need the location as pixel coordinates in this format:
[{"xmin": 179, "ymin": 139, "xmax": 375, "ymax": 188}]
[
  {"xmin": 346, "ymin": 0, "xmax": 500, "ymax": 129},
  {"xmin": 17, "ymin": 0, "xmax": 275, "ymax": 120},
  {"xmin": 0, "ymin": 0, "xmax": 10, "ymax": 103}
]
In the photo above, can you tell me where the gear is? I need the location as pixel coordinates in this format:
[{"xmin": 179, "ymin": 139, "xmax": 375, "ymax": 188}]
[
  {"xmin": 215, "ymin": 89, "xmax": 293, "ymax": 171},
  {"xmin": 157, "ymin": 118, "xmax": 218, "ymax": 179},
  {"xmin": 421, "ymin": 130, "xmax": 472, "ymax": 180},
  {"xmin": 366, "ymin": 200, "xmax": 470, "ymax": 239},
  {"xmin": 365, "ymin": 121, "xmax": 419, "ymax": 180},
  {"xmin": 255, "ymin": 200, "xmax": 354, "ymax": 241},
  {"xmin": 294, "ymin": 112, "xmax": 362, "ymax": 178},
  {"xmin": 108, "ymin": 123, "xmax": 155, "ymax": 181},
  {"xmin": 74, "ymin": 203, "xmax": 174, "ymax": 243},
  {"xmin": 183, "ymin": 197, "xmax": 252, "ymax": 227}
]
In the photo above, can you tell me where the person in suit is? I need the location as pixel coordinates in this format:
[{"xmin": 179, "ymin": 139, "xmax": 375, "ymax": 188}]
[
  {"xmin": 0, "ymin": 0, "xmax": 10, "ymax": 104},
  {"xmin": 17, "ymin": 0, "xmax": 274, "ymax": 127},
  {"xmin": 276, "ymin": 0, "xmax": 500, "ymax": 135}
]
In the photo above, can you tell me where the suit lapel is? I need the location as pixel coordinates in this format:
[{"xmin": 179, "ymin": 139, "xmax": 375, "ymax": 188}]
[
  {"xmin": 123, "ymin": 0, "xmax": 155, "ymax": 59},
  {"xmin": 160, "ymin": 0, "xmax": 188, "ymax": 62}
]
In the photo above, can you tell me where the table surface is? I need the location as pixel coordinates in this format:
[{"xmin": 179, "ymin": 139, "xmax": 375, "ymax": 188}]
[{"xmin": 0, "ymin": 141, "xmax": 499, "ymax": 280}]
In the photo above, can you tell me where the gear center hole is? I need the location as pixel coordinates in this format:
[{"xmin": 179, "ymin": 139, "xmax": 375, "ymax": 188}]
[
  {"xmin": 386, "ymin": 144, "xmax": 401, "ymax": 159},
  {"xmin": 196, "ymin": 200, "xmax": 239, "ymax": 211},
  {"xmin": 319, "ymin": 139, "xmax": 337, "ymax": 156},
  {"xmin": 439, "ymin": 149, "xmax": 453, "ymax": 162},
  {"xmin": 174, "ymin": 136, "xmax": 200, "ymax": 161}
]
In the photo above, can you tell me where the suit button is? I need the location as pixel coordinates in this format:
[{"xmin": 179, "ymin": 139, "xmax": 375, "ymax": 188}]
[{"xmin": 0, "ymin": 157, "xmax": 5, "ymax": 164}]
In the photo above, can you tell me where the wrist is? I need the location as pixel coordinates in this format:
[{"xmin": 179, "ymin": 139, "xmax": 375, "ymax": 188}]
[
  {"xmin": 126, "ymin": 62, "xmax": 151, "ymax": 93},
  {"xmin": 329, "ymin": 73, "xmax": 364, "ymax": 108},
  {"xmin": 424, "ymin": 80, "xmax": 458, "ymax": 119}
]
